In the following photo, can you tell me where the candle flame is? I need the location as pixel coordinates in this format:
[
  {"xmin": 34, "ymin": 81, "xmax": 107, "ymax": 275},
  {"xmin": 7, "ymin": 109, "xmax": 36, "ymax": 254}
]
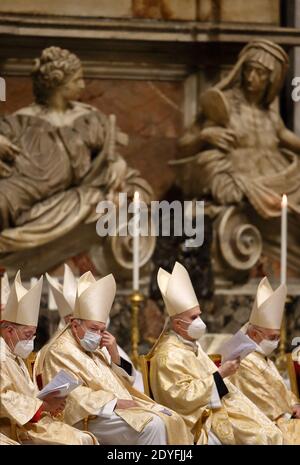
[
  {"xmin": 134, "ymin": 191, "xmax": 140, "ymax": 202},
  {"xmin": 281, "ymin": 194, "xmax": 288, "ymax": 207}
]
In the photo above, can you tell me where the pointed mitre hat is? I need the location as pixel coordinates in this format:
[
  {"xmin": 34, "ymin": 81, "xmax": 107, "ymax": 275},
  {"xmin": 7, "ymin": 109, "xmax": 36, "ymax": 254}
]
[
  {"xmin": 157, "ymin": 262, "xmax": 199, "ymax": 317},
  {"xmin": 1, "ymin": 273, "xmax": 10, "ymax": 310},
  {"xmin": 1, "ymin": 270, "xmax": 43, "ymax": 326},
  {"xmin": 46, "ymin": 264, "xmax": 77, "ymax": 318},
  {"xmin": 249, "ymin": 277, "xmax": 287, "ymax": 330},
  {"xmin": 73, "ymin": 271, "xmax": 116, "ymax": 323}
]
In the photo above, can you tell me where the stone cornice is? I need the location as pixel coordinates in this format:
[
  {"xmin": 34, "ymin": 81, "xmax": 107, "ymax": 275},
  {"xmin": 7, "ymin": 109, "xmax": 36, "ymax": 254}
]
[
  {"xmin": 0, "ymin": 14, "xmax": 300, "ymax": 45},
  {"xmin": 1, "ymin": 15, "xmax": 299, "ymax": 80},
  {"xmin": 0, "ymin": 58, "xmax": 189, "ymax": 80}
]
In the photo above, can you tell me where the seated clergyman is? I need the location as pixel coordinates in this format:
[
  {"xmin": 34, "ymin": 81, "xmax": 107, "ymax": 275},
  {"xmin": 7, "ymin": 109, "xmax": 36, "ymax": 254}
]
[
  {"xmin": 35, "ymin": 270, "xmax": 193, "ymax": 445},
  {"xmin": 149, "ymin": 262, "xmax": 284, "ymax": 445},
  {"xmin": 0, "ymin": 271, "xmax": 97, "ymax": 445},
  {"xmin": 46, "ymin": 263, "xmax": 144, "ymax": 392},
  {"xmin": 229, "ymin": 277, "xmax": 300, "ymax": 444}
]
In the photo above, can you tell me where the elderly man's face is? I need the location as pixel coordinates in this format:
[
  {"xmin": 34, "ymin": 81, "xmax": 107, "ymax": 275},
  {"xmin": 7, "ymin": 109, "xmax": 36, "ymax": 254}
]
[
  {"xmin": 2, "ymin": 323, "xmax": 36, "ymax": 350},
  {"xmin": 243, "ymin": 61, "xmax": 270, "ymax": 96},
  {"xmin": 172, "ymin": 305, "xmax": 202, "ymax": 341},
  {"xmin": 71, "ymin": 318, "xmax": 106, "ymax": 342}
]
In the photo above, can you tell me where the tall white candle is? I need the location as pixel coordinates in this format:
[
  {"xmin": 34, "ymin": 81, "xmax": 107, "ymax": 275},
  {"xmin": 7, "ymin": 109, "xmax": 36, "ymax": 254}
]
[
  {"xmin": 281, "ymin": 194, "xmax": 287, "ymax": 285},
  {"xmin": 133, "ymin": 191, "xmax": 140, "ymax": 292}
]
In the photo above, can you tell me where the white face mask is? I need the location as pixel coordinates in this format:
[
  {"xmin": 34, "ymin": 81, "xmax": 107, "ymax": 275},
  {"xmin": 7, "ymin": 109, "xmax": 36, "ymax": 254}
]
[
  {"xmin": 179, "ymin": 317, "xmax": 207, "ymax": 340},
  {"xmin": 80, "ymin": 330, "xmax": 101, "ymax": 352},
  {"xmin": 14, "ymin": 339, "xmax": 34, "ymax": 359},
  {"xmin": 259, "ymin": 338, "xmax": 279, "ymax": 356}
]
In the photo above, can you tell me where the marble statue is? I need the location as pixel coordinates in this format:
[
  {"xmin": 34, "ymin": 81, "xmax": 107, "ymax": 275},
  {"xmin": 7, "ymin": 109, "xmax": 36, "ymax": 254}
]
[
  {"xmin": 0, "ymin": 47, "xmax": 153, "ymax": 277},
  {"xmin": 172, "ymin": 40, "xmax": 300, "ymax": 280}
]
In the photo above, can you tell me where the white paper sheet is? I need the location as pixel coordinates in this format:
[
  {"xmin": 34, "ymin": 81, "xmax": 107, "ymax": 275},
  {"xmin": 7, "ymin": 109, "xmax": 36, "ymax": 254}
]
[
  {"xmin": 37, "ymin": 369, "xmax": 81, "ymax": 399},
  {"xmin": 219, "ymin": 330, "xmax": 257, "ymax": 364}
]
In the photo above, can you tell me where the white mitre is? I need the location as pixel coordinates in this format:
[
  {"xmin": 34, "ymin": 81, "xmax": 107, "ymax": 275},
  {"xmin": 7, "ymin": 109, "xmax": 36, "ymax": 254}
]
[
  {"xmin": 249, "ymin": 277, "xmax": 287, "ymax": 330},
  {"xmin": 46, "ymin": 264, "xmax": 77, "ymax": 318},
  {"xmin": 1, "ymin": 270, "xmax": 43, "ymax": 326},
  {"xmin": 1, "ymin": 273, "xmax": 10, "ymax": 310},
  {"xmin": 73, "ymin": 271, "xmax": 116, "ymax": 323},
  {"xmin": 157, "ymin": 261, "xmax": 199, "ymax": 317}
]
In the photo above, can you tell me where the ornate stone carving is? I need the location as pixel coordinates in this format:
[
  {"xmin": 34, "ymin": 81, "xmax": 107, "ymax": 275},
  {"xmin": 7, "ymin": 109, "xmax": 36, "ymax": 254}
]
[
  {"xmin": 212, "ymin": 205, "xmax": 263, "ymax": 281},
  {"xmin": 0, "ymin": 46, "xmax": 154, "ymax": 278},
  {"xmin": 172, "ymin": 40, "xmax": 300, "ymax": 281}
]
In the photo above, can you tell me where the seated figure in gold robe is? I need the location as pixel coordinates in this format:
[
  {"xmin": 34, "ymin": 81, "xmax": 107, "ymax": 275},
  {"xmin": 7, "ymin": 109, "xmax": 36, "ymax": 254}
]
[
  {"xmin": 0, "ymin": 271, "xmax": 97, "ymax": 445},
  {"xmin": 229, "ymin": 277, "xmax": 300, "ymax": 445},
  {"xmin": 34, "ymin": 270, "xmax": 193, "ymax": 445},
  {"xmin": 46, "ymin": 263, "xmax": 144, "ymax": 391},
  {"xmin": 149, "ymin": 262, "xmax": 284, "ymax": 445}
]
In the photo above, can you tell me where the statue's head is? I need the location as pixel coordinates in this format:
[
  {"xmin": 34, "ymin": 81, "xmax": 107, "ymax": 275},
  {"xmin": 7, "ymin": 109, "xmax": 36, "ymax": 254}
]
[
  {"xmin": 217, "ymin": 40, "xmax": 289, "ymax": 107},
  {"xmin": 239, "ymin": 40, "xmax": 289, "ymax": 106},
  {"xmin": 32, "ymin": 47, "xmax": 84, "ymax": 105}
]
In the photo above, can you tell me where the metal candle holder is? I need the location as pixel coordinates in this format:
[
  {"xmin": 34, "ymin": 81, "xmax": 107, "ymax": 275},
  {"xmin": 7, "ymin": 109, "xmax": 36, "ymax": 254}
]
[{"xmin": 130, "ymin": 291, "xmax": 144, "ymax": 369}]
